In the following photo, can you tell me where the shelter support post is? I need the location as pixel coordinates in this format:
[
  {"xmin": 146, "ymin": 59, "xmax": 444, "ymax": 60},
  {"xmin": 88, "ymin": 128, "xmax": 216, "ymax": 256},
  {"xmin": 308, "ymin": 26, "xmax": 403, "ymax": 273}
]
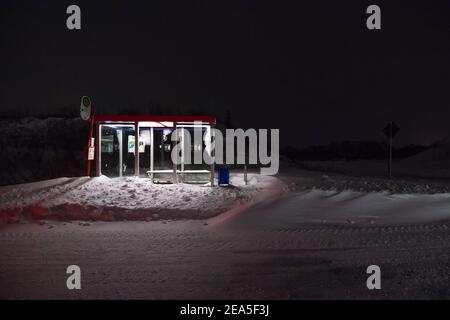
[
  {"xmin": 135, "ymin": 121, "xmax": 139, "ymax": 176},
  {"xmin": 95, "ymin": 122, "xmax": 101, "ymax": 177},
  {"xmin": 150, "ymin": 127, "xmax": 154, "ymax": 183},
  {"xmin": 173, "ymin": 122, "xmax": 178, "ymax": 183},
  {"xmin": 210, "ymin": 125, "xmax": 215, "ymax": 186}
]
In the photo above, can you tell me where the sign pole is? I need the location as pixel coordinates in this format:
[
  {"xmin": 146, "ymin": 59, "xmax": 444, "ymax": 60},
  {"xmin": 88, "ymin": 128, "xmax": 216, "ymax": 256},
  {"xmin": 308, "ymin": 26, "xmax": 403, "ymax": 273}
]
[
  {"xmin": 87, "ymin": 103, "xmax": 95, "ymax": 177},
  {"xmin": 80, "ymin": 96, "xmax": 95, "ymax": 177},
  {"xmin": 388, "ymin": 122, "xmax": 392, "ymax": 178},
  {"xmin": 382, "ymin": 121, "xmax": 399, "ymax": 179}
]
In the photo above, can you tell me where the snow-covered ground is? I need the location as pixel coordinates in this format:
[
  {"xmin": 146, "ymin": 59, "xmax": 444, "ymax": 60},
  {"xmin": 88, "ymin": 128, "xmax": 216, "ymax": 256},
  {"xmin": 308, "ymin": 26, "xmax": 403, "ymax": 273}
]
[
  {"xmin": 0, "ymin": 174, "xmax": 286, "ymax": 224},
  {"xmin": 1, "ymin": 168, "xmax": 450, "ymax": 299},
  {"xmin": 226, "ymin": 190, "xmax": 450, "ymax": 227},
  {"xmin": 268, "ymin": 168, "xmax": 450, "ymax": 226},
  {"xmin": 281, "ymin": 166, "xmax": 450, "ymax": 194},
  {"xmin": 0, "ymin": 198, "xmax": 449, "ymax": 299}
]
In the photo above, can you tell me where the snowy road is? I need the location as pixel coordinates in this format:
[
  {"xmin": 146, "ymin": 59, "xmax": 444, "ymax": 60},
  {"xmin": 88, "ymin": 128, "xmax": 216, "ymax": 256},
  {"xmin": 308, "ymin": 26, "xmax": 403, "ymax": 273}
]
[{"xmin": 1, "ymin": 185, "xmax": 450, "ymax": 299}]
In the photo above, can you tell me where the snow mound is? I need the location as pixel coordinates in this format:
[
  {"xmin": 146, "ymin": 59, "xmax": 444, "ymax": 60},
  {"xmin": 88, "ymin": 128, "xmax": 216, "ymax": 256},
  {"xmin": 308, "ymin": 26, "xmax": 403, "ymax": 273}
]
[{"xmin": 0, "ymin": 174, "xmax": 286, "ymax": 224}]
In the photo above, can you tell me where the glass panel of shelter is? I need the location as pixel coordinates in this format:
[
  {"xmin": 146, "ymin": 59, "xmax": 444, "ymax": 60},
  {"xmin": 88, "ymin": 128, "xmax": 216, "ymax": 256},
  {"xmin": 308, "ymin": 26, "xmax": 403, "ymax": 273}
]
[
  {"xmin": 177, "ymin": 125, "xmax": 211, "ymax": 184},
  {"xmin": 100, "ymin": 124, "xmax": 136, "ymax": 177},
  {"xmin": 148, "ymin": 127, "xmax": 175, "ymax": 183}
]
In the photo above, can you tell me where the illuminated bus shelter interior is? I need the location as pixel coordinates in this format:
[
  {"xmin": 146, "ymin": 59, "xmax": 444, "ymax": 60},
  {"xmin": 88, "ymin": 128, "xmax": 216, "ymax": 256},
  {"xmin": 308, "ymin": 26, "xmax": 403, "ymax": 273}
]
[{"xmin": 94, "ymin": 115, "xmax": 216, "ymax": 184}]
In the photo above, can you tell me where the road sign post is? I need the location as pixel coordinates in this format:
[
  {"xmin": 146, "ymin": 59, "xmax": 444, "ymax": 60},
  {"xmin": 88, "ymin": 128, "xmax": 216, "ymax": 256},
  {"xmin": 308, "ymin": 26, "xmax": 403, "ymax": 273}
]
[
  {"xmin": 382, "ymin": 121, "xmax": 400, "ymax": 178},
  {"xmin": 80, "ymin": 96, "xmax": 95, "ymax": 177}
]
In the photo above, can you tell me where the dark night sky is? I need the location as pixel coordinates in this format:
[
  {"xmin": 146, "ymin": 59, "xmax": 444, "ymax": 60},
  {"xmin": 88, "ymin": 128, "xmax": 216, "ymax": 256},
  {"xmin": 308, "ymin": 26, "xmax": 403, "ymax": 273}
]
[{"xmin": 0, "ymin": 0, "xmax": 449, "ymax": 147}]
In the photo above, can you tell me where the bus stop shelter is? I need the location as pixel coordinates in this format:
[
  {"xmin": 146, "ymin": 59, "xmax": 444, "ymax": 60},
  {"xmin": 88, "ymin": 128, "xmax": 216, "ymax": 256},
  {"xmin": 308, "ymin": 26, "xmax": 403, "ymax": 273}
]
[{"xmin": 94, "ymin": 115, "xmax": 216, "ymax": 184}]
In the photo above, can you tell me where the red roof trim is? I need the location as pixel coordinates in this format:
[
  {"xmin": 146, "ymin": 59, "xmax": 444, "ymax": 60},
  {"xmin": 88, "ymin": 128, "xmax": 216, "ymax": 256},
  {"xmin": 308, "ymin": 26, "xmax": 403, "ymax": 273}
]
[{"xmin": 94, "ymin": 115, "xmax": 216, "ymax": 124}]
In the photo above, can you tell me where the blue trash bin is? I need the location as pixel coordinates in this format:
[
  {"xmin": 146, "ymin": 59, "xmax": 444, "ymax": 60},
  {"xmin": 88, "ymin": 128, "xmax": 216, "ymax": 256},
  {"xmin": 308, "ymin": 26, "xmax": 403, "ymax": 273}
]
[{"xmin": 218, "ymin": 166, "xmax": 230, "ymax": 186}]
